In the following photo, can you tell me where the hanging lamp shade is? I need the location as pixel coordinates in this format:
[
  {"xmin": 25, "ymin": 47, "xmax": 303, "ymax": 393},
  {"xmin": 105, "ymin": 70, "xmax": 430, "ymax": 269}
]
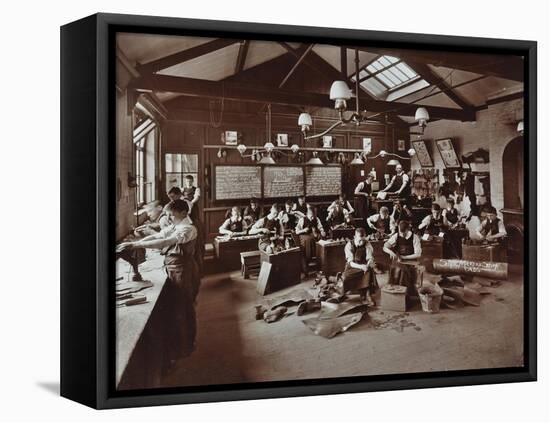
[
  {"xmin": 307, "ymin": 152, "xmax": 324, "ymax": 165},
  {"xmin": 330, "ymin": 81, "xmax": 351, "ymax": 110},
  {"xmin": 259, "ymin": 153, "xmax": 276, "ymax": 164},
  {"xmin": 387, "ymin": 159, "xmax": 400, "ymax": 166},
  {"xmin": 415, "ymin": 107, "xmax": 430, "ymax": 125},
  {"xmin": 517, "ymin": 120, "xmax": 524, "ymax": 134},
  {"xmin": 298, "ymin": 112, "xmax": 313, "ymax": 127},
  {"xmin": 264, "ymin": 142, "xmax": 275, "ymax": 153},
  {"xmin": 329, "ymin": 81, "xmax": 352, "ymax": 100},
  {"xmin": 350, "ymin": 153, "xmax": 365, "ymax": 165}
]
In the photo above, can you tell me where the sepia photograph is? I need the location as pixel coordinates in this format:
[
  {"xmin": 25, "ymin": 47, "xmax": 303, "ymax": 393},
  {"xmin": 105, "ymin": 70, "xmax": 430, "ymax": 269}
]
[{"xmin": 113, "ymin": 30, "xmax": 528, "ymax": 393}]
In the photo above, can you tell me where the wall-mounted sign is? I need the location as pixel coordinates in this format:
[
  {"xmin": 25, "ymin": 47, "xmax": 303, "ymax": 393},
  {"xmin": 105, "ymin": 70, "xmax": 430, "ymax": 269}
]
[
  {"xmin": 411, "ymin": 139, "xmax": 434, "ymax": 167},
  {"xmin": 436, "ymin": 138, "xmax": 461, "ymax": 168}
]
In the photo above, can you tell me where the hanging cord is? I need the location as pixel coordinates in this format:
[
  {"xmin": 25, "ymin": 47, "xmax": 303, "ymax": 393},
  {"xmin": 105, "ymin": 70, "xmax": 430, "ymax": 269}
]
[{"xmin": 209, "ymin": 83, "xmax": 225, "ymax": 128}]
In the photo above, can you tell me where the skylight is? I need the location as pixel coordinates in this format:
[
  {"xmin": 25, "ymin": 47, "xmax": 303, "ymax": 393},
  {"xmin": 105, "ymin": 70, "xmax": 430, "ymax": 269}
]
[{"xmin": 351, "ymin": 55, "xmax": 429, "ymax": 100}]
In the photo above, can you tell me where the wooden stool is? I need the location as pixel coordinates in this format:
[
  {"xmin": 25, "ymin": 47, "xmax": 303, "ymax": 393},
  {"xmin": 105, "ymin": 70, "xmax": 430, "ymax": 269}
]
[{"xmin": 241, "ymin": 250, "xmax": 261, "ymax": 279}]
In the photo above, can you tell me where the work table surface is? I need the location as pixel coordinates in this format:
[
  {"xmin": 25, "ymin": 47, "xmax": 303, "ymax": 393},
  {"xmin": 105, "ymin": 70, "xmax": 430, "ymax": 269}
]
[{"xmin": 116, "ymin": 250, "xmax": 166, "ymax": 387}]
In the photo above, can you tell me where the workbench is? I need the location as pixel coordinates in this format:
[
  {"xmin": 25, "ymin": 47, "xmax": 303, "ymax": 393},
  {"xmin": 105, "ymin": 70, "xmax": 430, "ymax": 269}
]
[
  {"xmin": 316, "ymin": 240, "xmax": 347, "ymax": 275},
  {"xmin": 420, "ymin": 238, "xmax": 445, "ymax": 271},
  {"xmin": 116, "ymin": 250, "xmax": 167, "ymax": 389},
  {"xmin": 214, "ymin": 234, "xmax": 262, "ymax": 270},
  {"xmin": 260, "ymin": 247, "xmax": 302, "ymax": 292}
]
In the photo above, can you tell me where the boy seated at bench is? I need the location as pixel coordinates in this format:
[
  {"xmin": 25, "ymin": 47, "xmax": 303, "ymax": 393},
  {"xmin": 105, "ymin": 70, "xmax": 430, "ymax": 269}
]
[
  {"xmin": 219, "ymin": 206, "xmax": 248, "ymax": 237},
  {"xmin": 342, "ymin": 227, "xmax": 378, "ymax": 306},
  {"xmin": 476, "ymin": 206, "xmax": 507, "ymax": 243}
]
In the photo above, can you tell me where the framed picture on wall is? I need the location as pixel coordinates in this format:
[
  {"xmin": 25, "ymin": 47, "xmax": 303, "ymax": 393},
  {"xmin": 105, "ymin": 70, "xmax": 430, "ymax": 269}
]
[
  {"xmin": 276, "ymin": 133, "xmax": 289, "ymax": 147},
  {"xmin": 436, "ymin": 138, "xmax": 461, "ymax": 168},
  {"xmin": 362, "ymin": 137, "xmax": 372, "ymax": 153},
  {"xmin": 397, "ymin": 139, "xmax": 406, "ymax": 151},
  {"xmin": 61, "ymin": 12, "xmax": 536, "ymax": 410},
  {"xmin": 222, "ymin": 130, "xmax": 239, "ymax": 145},
  {"xmin": 411, "ymin": 139, "xmax": 434, "ymax": 167}
]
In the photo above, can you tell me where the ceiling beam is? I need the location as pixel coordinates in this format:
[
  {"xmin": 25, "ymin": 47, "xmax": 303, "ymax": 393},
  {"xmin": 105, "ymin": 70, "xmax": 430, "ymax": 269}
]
[
  {"xmin": 351, "ymin": 47, "xmax": 524, "ymax": 82},
  {"xmin": 340, "ymin": 47, "xmax": 348, "ymax": 78},
  {"xmin": 407, "ymin": 61, "xmax": 474, "ymax": 110},
  {"xmin": 130, "ymin": 74, "xmax": 476, "ymax": 121},
  {"xmin": 136, "ymin": 38, "xmax": 240, "ymax": 75},
  {"xmin": 234, "ymin": 40, "xmax": 250, "ymax": 75},
  {"xmin": 279, "ymin": 44, "xmax": 315, "ymax": 88}
]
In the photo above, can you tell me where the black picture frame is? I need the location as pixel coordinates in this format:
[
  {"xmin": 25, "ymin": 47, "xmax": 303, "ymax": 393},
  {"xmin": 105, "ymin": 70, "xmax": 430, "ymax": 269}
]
[
  {"xmin": 411, "ymin": 139, "xmax": 435, "ymax": 168},
  {"xmin": 436, "ymin": 138, "xmax": 462, "ymax": 169},
  {"xmin": 61, "ymin": 12, "xmax": 537, "ymax": 409}
]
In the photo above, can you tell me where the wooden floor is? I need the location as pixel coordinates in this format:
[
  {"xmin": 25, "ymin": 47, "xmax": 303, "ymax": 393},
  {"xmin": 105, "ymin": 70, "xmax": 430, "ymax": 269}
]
[{"xmin": 161, "ymin": 265, "xmax": 524, "ymax": 388}]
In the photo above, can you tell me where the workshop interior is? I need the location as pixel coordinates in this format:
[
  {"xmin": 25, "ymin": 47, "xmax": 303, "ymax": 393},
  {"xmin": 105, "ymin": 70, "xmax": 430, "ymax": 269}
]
[{"xmin": 114, "ymin": 31, "xmax": 526, "ymax": 391}]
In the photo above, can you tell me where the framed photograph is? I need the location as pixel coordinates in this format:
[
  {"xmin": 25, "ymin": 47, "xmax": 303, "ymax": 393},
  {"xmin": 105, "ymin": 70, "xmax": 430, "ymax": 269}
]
[
  {"xmin": 411, "ymin": 139, "xmax": 435, "ymax": 167},
  {"xmin": 276, "ymin": 133, "xmax": 289, "ymax": 147},
  {"xmin": 322, "ymin": 135, "xmax": 333, "ymax": 148},
  {"xmin": 397, "ymin": 139, "xmax": 406, "ymax": 151},
  {"xmin": 362, "ymin": 137, "xmax": 372, "ymax": 153},
  {"xmin": 61, "ymin": 13, "xmax": 536, "ymax": 409},
  {"xmin": 222, "ymin": 130, "xmax": 239, "ymax": 145},
  {"xmin": 436, "ymin": 138, "xmax": 461, "ymax": 168}
]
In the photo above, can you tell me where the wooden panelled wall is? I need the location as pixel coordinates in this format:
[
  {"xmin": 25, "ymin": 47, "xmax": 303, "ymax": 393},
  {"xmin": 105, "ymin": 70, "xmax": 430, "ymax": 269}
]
[{"xmin": 160, "ymin": 106, "xmax": 411, "ymax": 242}]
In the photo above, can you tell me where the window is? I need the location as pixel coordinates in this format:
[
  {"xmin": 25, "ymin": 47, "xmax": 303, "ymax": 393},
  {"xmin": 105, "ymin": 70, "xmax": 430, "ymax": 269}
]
[
  {"xmin": 351, "ymin": 55, "xmax": 429, "ymax": 100},
  {"xmin": 134, "ymin": 116, "xmax": 157, "ymax": 205},
  {"xmin": 165, "ymin": 153, "xmax": 199, "ymax": 192}
]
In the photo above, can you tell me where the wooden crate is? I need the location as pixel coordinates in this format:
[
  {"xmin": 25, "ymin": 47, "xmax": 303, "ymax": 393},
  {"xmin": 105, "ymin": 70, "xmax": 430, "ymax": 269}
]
[
  {"xmin": 240, "ymin": 250, "xmax": 261, "ymax": 279},
  {"xmin": 381, "ymin": 285, "xmax": 408, "ymax": 312}
]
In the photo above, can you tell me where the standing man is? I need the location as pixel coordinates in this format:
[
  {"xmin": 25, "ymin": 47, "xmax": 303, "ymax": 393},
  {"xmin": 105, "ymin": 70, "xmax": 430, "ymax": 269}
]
[
  {"xmin": 118, "ymin": 199, "xmax": 199, "ymax": 374},
  {"xmin": 381, "ymin": 164, "xmax": 411, "ymax": 199},
  {"xmin": 182, "ymin": 174, "xmax": 201, "ymax": 221},
  {"xmin": 134, "ymin": 201, "xmax": 170, "ymax": 237},
  {"xmin": 342, "ymin": 228, "xmax": 378, "ymax": 306},
  {"xmin": 354, "ymin": 174, "xmax": 374, "ymax": 220}
]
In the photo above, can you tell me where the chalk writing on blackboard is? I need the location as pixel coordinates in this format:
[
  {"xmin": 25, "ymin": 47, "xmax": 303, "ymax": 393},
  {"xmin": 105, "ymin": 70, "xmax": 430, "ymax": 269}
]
[
  {"xmin": 305, "ymin": 166, "xmax": 342, "ymax": 196},
  {"xmin": 215, "ymin": 166, "xmax": 262, "ymax": 200},
  {"xmin": 263, "ymin": 167, "xmax": 304, "ymax": 198}
]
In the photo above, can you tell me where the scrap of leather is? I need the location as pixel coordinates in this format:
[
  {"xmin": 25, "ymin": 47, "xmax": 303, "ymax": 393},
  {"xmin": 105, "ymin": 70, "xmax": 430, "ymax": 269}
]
[
  {"xmin": 296, "ymin": 299, "xmax": 321, "ymax": 316},
  {"xmin": 437, "ymin": 276, "xmax": 484, "ymax": 308},
  {"xmin": 302, "ymin": 312, "xmax": 364, "ymax": 338},
  {"xmin": 264, "ymin": 306, "xmax": 288, "ymax": 323},
  {"xmin": 264, "ymin": 288, "xmax": 313, "ymax": 310},
  {"xmin": 318, "ymin": 302, "xmax": 369, "ymax": 320}
]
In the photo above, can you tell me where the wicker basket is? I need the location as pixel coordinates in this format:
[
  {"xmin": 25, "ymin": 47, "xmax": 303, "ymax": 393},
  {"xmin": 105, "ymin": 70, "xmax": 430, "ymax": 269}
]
[{"xmin": 418, "ymin": 284, "xmax": 444, "ymax": 313}]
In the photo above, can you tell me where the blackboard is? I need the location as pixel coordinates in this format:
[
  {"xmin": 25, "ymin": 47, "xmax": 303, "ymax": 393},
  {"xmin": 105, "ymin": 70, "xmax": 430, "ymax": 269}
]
[
  {"xmin": 305, "ymin": 166, "xmax": 342, "ymax": 197},
  {"xmin": 263, "ymin": 166, "xmax": 304, "ymax": 198},
  {"xmin": 214, "ymin": 165, "xmax": 262, "ymax": 200}
]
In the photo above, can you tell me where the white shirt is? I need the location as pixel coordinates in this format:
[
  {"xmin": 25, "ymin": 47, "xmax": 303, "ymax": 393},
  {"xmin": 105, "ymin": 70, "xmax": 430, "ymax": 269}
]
[
  {"xmin": 344, "ymin": 240, "xmax": 374, "ymax": 264},
  {"xmin": 159, "ymin": 216, "xmax": 197, "ymax": 244},
  {"xmin": 384, "ymin": 231, "xmax": 422, "ymax": 258}
]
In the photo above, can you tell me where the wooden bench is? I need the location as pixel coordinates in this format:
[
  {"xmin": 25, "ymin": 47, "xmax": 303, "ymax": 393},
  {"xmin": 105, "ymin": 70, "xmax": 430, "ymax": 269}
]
[{"xmin": 240, "ymin": 250, "xmax": 261, "ymax": 279}]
